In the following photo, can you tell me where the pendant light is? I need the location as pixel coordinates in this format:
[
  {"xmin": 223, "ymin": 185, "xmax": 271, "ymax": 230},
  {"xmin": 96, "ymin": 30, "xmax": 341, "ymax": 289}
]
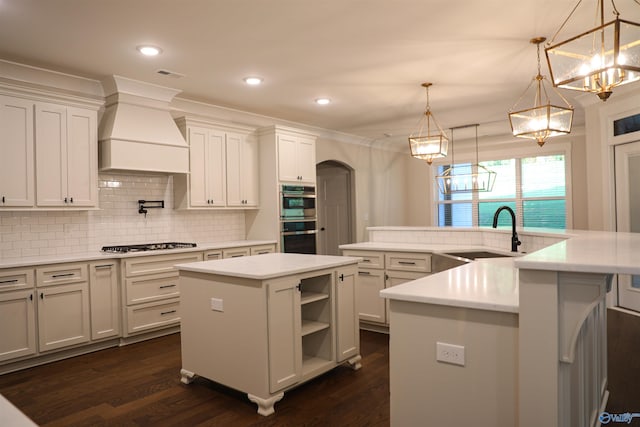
[
  {"xmin": 545, "ymin": 0, "xmax": 640, "ymax": 101},
  {"xmin": 436, "ymin": 124, "xmax": 496, "ymax": 194},
  {"xmin": 509, "ymin": 37, "xmax": 574, "ymax": 147},
  {"xmin": 408, "ymin": 82, "xmax": 448, "ymax": 164}
]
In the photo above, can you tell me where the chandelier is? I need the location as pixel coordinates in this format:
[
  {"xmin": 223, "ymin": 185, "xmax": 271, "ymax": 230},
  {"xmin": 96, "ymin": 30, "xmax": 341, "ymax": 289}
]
[
  {"xmin": 545, "ymin": 0, "xmax": 640, "ymax": 101},
  {"xmin": 408, "ymin": 82, "xmax": 448, "ymax": 164},
  {"xmin": 509, "ymin": 37, "xmax": 574, "ymax": 146},
  {"xmin": 436, "ymin": 124, "xmax": 496, "ymax": 194}
]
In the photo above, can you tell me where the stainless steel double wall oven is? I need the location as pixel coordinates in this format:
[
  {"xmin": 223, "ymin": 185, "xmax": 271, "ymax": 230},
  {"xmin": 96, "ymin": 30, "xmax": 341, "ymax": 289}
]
[{"xmin": 280, "ymin": 185, "xmax": 317, "ymax": 254}]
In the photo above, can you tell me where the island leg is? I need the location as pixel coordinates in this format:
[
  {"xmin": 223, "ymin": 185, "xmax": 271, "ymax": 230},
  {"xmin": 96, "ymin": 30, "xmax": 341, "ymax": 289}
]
[
  {"xmin": 180, "ymin": 368, "xmax": 196, "ymax": 384},
  {"xmin": 347, "ymin": 354, "xmax": 362, "ymax": 370},
  {"xmin": 247, "ymin": 393, "xmax": 284, "ymax": 416}
]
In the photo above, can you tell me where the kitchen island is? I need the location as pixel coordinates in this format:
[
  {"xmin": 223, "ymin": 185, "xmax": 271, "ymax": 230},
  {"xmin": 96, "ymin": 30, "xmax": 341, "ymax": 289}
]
[
  {"xmin": 175, "ymin": 253, "xmax": 362, "ymax": 416},
  {"xmin": 371, "ymin": 227, "xmax": 640, "ymax": 427}
]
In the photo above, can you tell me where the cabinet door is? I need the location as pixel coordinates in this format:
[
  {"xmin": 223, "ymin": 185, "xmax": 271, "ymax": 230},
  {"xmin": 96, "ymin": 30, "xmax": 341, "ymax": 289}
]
[
  {"xmin": 335, "ymin": 267, "xmax": 359, "ymax": 362},
  {"xmin": 35, "ymin": 102, "xmax": 67, "ymax": 207},
  {"xmin": 206, "ymin": 129, "xmax": 226, "ymax": 206},
  {"xmin": 188, "ymin": 127, "xmax": 209, "ymax": 207},
  {"xmin": 277, "ymin": 134, "xmax": 299, "ymax": 182},
  {"xmin": 356, "ymin": 268, "xmax": 386, "ymax": 323},
  {"xmin": 242, "ymin": 136, "xmax": 260, "ymax": 206},
  {"xmin": 0, "ymin": 289, "xmax": 36, "ymax": 362},
  {"xmin": 37, "ymin": 282, "xmax": 90, "ymax": 352},
  {"xmin": 65, "ymin": 107, "xmax": 97, "ymax": 207},
  {"xmin": 296, "ymin": 137, "xmax": 316, "ymax": 184},
  {"xmin": 225, "ymin": 132, "xmax": 244, "ymax": 206},
  {"xmin": 89, "ymin": 262, "xmax": 120, "ymax": 340},
  {"xmin": 267, "ymin": 278, "xmax": 301, "ymax": 393},
  {"xmin": 0, "ymin": 96, "xmax": 34, "ymax": 207}
]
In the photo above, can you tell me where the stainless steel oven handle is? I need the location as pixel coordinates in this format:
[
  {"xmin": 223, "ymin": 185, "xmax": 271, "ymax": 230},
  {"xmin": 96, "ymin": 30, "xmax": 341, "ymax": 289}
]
[
  {"xmin": 281, "ymin": 230, "xmax": 318, "ymax": 236},
  {"xmin": 281, "ymin": 193, "xmax": 316, "ymax": 198}
]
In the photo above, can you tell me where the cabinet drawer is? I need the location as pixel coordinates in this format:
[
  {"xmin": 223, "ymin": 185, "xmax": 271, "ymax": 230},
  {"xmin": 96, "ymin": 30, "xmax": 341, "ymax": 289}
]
[
  {"xmin": 127, "ymin": 298, "xmax": 180, "ymax": 334},
  {"xmin": 0, "ymin": 268, "xmax": 34, "ymax": 292},
  {"xmin": 204, "ymin": 250, "xmax": 222, "ymax": 260},
  {"xmin": 125, "ymin": 272, "xmax": 180, "ymax": 305},
  {"xmin": 223, "ymin": 247, "xmax": 250, "ymax": 258},
  {"xmin": 124, "ymin": 253, "xmax": 203, "ymax": 277},
  {"xmin": 385, "ymin": 252, "xmax": 431, "ymax": 273},
  {"xmin": 36, "ymin": 263, "xmax": 87, "ymax": 287},
  {"xmin": 342, "ymin": 250, "xmax": 384, "ymax": 269},
  {"xmin": 250, "ymin": 244, "xmax": 276, "ymax": 255}
]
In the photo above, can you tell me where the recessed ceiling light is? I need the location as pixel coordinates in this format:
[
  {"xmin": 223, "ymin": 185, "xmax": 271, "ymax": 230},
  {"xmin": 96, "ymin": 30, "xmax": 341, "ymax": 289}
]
[
  {"xmin": 315, "ymin": 98, "xmax": 331, "ymax": 105},
  {"xmin": 244, "ymin": 77, "xmax": 263, "ymax": 86},
  {"xmin": 137, "ymin": 45, "xmax": 162, "ymax": 56}
]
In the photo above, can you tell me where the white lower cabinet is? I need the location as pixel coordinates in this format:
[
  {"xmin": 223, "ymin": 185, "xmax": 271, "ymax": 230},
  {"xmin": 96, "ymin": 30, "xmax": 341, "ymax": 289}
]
[
  {"xmin": 121, "ymin": 252, "xmax": 202, "ymax": 337},
  {"xmin": 89, "ymin": 261, "xmax": 120, "ymax": 341},
  {"xmin": 342, "ymin": 250, "xmax": 432, "ymax": 326},
  {"xmin": 179, "ymin": 262, "xmax": 360, "ymax": 416},
  {"xmin": 37, "ymin": 282, "xmax": 91, "ymax": 352},
  {"xmin": 0, "ymin": 268, "xmax": 37, "ymax": 362},
  {"xmin": 36, "ymin": 263, "xmax": 91, "ymax": 352}
]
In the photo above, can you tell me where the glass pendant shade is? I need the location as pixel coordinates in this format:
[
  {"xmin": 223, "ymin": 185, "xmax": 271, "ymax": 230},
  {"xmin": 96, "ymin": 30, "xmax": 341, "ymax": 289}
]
[
  {"xmin": 408, "ymin": 83, "xmax": 448, "ymax": 164},
  {"xmin": 436, "ymin": 164, "xmax": 497, "ymax": 194},
  {"xmin": 545, "ymin": 1, "xmax": 640, "ymax": 101},
  {"xmin": 510, "ymin": 37, "xmax": 574, "ymax": 146},
  {"xmin": 435, "ymin": 125, "xmax": 496, "ymax": 195}
]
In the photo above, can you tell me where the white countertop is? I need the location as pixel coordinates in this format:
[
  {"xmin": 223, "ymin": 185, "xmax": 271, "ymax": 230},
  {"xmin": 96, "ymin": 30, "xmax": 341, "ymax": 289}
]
[
  {"xmin": 514, "ymin": 231, "xmax": 640, "ymax": 275},
  {"xmin": 176, "ymin": 253, "xmax": 360, "ymax": 280},
  {"xmin": 340, "ymin": 241, "xmax": 518, "ymax": 257},
  {"xmin": 380, "ymin": 258, "xmax": 519, "ymax": 313},
  {"xmin": 0, "ymin": 394, "xmax": 37, "ymax": 427},
  {"xmin": 0, "ymin": 240, "xmax": 277, "ymax": 269}
]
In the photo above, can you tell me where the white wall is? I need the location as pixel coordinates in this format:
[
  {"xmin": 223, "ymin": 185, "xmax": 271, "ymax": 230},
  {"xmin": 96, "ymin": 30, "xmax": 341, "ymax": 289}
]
[{"xmin": 315, "ymin": 137, "xmax": 412, "ymax": 242}]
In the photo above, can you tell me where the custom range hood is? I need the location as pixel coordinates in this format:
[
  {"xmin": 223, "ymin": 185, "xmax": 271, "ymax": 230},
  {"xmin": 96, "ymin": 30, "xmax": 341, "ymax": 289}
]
[{"xmin": 98, "ymin": 75, "xmax": 189, "ymax": 173}]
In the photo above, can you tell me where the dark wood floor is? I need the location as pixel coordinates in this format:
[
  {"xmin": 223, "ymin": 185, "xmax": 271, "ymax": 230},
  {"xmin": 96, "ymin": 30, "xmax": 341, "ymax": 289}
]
[
  {"xmin": 0, "ymin": 309, "xmax": 638, "ymax": 426},
  {"xmin": 0, "ymin": 330, "xmax": 389, "ymax": 426}
]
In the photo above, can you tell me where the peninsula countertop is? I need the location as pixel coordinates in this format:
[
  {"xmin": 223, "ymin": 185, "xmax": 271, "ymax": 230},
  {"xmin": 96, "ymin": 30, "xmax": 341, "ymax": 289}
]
[{"xmin": 176, "ymin": 253, "xmax": 361, "ymax": 280}]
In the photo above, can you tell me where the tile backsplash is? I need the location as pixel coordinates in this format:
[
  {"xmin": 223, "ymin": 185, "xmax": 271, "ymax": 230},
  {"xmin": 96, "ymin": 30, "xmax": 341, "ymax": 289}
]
[{"xmin": 0, "ymin": 172, "xmax": 246, "ymax": 259}]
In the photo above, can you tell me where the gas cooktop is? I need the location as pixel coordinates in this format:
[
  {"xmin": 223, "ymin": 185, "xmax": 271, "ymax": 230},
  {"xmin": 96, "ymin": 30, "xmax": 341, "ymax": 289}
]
[{"xmin": 101, "ymin": 242, "xmax": 197, "ymax": 253}]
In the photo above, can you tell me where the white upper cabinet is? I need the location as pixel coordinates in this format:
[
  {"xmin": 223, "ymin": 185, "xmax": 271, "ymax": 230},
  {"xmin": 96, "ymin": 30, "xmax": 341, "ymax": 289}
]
[
  {"xmin": 187, "ymin": 126, "xmax": 226, "ymax": 207},
  {"xmin": 226, "ymin": 133, "xmax": 259, "ymax": 207},
  {"xmin": 35, "ymin": 102, "xmax": 98, "ymax": 208},
  {"xmin": 174, "ymin": 118, "xmax": 257, "ymax": 210},
  {"xmin": 277, "ymin": 134, "xmax": 316, "ymax": 184},
  {"xmin": 0, "ymin": 95, "xmax": 35, "ymax": 207}
]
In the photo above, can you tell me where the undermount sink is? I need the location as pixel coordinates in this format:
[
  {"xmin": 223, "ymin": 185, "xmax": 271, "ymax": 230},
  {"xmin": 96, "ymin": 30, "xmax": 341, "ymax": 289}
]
[{"xmin": 441, "ymin": 251, "xmax": 514, "ymax": 260}]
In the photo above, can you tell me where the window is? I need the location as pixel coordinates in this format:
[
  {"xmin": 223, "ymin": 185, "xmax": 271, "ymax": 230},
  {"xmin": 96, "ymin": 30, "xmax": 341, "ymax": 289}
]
[{"xmin": 436, "ymin": 154, "xmax": 566, "ymax": 229}]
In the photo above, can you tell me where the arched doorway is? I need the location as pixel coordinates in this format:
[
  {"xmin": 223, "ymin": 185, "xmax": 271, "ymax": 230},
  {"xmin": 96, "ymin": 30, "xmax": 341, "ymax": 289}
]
[{"xmin": 316, "ymin": 160, "xmax": 355, "ymax": 255}]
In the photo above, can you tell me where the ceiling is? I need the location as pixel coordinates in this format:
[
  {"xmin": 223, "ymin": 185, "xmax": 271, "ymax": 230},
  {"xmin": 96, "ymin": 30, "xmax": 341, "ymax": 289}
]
[{"xmin": 1, "ymin": 0, "xmax": 639, "ymax": 144}]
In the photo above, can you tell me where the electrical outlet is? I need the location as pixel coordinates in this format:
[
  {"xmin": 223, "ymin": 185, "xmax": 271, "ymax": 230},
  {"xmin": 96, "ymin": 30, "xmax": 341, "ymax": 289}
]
[
  {"xmin": 210, "ymin": 298, "xmax": 223, "ymax": 312},
  {"xmin": 436, "ymin": 342, "xmax": 465, "ymax": 366}
]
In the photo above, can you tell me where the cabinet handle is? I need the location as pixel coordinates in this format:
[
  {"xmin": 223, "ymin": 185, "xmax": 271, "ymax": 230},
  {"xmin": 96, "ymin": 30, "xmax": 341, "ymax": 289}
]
[
  {"xmin": 29, "ymin": 293, "xmax": 33, "ymax": 301},
  {"xmin": 231, "ymin": 254, "xmax": 244, "ymax": 258},
  {"xmin": 358, "ymin": 271, "xmax": 371, "ymax": 276},
  {"xmin": 64, "ymin": 197, "xmax": 68, "ymax": 203},
  {"xmin": 385, "ymin": 274, "xmax": 389, "ymax": 281},
  {"xmin": 0, "ymin": 279, "xmax": 19, "ymax": 284},
  {"xmin": 256, "ymin": 251, "xmax": 269, "ymax": 254},
  {"xmin": 94, "ymin": 264, "xmax": 114, "ymax": 269},
  {"xmin": 52, "ymin": 273, "xmax": 75, "ymax": 278},
  {"xmin": 70, "ymin": 197, "xmax": 73, "ymax": 203},
  {"xmin": 362, "ymin": 259, "xmax": 371, "ymax": 263},
  {"xmin": 296, "ymin": 283, "xmax": 301, "ymax": 292},
  {"xmin": 160, "ymin": 310, "xmax": 177, "ymax": 316},
  {"xmin": 2, "ymin": 196, "xmax": 4, "ymax": 203},
  {"xmin": 398, "ymin": 261, "xmax": 417, "ymax": 266},
  {"xmin": 40, "ymin": 292, "xmax": 44, "ymax": 300},
  {"xmin": 339, "ymin": 274, "xmax": 345, "ymax": 281},
  {"xmin": 159, "ymin": 284, "xmax": 176, "ymax": 289}
]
